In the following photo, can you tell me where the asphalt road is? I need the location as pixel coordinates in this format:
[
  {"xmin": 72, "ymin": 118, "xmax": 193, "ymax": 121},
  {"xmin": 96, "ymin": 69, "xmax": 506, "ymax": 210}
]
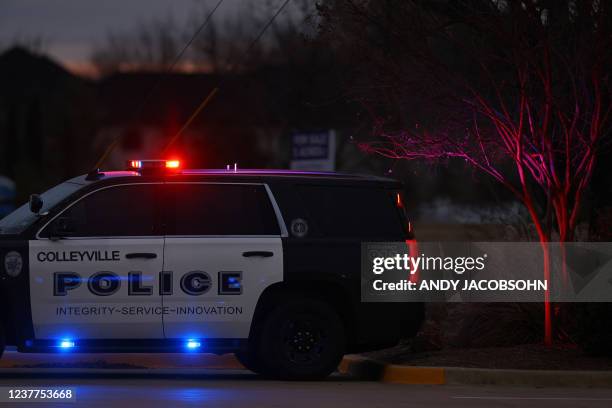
[
  {"xmin": 1, "ymin": 350, "xmax": 612, "ymax": 407},
  {"xmin": 1, "ymin": 371, "xmax": 612, "ymax": 408}
]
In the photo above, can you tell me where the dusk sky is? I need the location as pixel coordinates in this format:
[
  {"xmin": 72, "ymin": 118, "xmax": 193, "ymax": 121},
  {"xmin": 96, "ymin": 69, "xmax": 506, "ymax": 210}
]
[{"xmin": 0, "ymin": 0, "xmax": 291, "ymax": 73}]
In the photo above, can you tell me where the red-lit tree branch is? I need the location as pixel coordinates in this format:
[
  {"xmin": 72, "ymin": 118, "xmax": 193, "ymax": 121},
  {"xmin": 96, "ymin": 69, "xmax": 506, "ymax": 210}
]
[{"xmin": 320, "ymin": 0, "xmax": 612, "ymax": 346}]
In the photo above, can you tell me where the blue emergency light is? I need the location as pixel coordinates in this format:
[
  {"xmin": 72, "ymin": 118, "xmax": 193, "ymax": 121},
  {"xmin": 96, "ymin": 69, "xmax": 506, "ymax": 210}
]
[
  {"xmin": 185, "ymin": 339, "xmax": 201, "ymax": 350},
  {"xmin": 58, "ymin": 339, "xmax": 75, "ymax": 349}
]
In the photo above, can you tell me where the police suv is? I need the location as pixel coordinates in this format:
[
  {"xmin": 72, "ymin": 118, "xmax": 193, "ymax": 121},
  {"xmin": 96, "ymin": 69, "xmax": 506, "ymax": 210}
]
[{"xmin": 0, "ymin": 160, "xmax": 423, "ymax": 379}]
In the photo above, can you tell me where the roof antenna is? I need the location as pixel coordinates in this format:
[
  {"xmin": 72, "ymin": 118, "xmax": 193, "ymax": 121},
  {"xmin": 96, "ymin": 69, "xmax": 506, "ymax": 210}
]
[{"xmin": 85, "ymin": 168, "xmax": 104, "ymax": 181}]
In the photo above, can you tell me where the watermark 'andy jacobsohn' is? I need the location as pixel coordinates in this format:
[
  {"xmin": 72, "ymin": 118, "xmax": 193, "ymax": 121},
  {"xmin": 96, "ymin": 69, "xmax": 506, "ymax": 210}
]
[
  {"xmin": 370, "ymin": 252, "xmax": 546, "ymax": 292},
  {"xmin": 372, "ymin": 278, "xmax": 547, "ymax": 292},
  {"xmin": 361, "ymin": 242, "xmax": 612, "ymax": 303}
]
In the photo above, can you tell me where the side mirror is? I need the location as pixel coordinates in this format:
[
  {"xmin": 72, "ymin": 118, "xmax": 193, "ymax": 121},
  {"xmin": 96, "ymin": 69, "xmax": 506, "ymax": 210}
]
[
  {"xmin": 50, "ymin": 217, "xmax": 76, "ymax": 239},
  {"xmin": 29, "ymin": 194, "xmax": 43, "ymax": 214}
]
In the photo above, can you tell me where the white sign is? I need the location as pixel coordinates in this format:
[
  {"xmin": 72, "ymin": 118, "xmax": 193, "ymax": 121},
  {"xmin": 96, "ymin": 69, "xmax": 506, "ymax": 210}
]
[{"xmin": 290, "ymin": 130, "xmax": 336, "ymax": 172}]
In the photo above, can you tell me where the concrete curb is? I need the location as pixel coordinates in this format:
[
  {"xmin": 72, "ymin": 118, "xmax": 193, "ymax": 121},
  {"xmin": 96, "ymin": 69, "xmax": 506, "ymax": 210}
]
[{"xmin": 338, "ymin": 355, "xmax": 612, "ymax": 388}]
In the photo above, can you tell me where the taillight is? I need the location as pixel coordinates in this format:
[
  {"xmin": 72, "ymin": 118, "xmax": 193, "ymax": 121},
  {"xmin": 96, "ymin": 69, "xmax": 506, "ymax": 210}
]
[
  {"xmin": 396, "ymin": 192, "xmax": 403, "ymax": 208},
  {"xmin": 395, "ymin": 191, "xmax": 413, "ymax": 237}
]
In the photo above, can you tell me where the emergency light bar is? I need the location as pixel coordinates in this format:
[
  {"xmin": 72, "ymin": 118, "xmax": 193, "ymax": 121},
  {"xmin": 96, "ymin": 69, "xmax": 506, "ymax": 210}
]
[{"xmin": 127, "ymin": 159, "xmax": 181, "ymax": 174}]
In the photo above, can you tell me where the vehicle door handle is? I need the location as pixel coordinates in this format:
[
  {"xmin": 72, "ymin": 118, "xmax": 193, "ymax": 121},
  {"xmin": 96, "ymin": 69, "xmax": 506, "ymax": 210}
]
[
  {"xmin": 125, "ymin": 253, "xmax": 158, "ymax": 259},
  {"xmin": 242, "ymin": 251, "xmax": 274, "ymax": 258}
]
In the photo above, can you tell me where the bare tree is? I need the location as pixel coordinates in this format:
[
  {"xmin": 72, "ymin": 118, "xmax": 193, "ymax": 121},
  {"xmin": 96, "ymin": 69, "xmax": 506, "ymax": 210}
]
[
  {"xmin": 319, "ymin": 0, "xmax": 612, "ymax": 345},
  {"xmin": 91, "ymin": 16, "xmax": 181, "ymax": 75},
  {"xmin": 90, "ymin": 0, "xmax": 318, "ymax": 75}
]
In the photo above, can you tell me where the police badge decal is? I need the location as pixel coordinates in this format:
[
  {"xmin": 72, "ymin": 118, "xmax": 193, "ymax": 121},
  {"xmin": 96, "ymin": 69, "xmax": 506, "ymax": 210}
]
[
  {"xmin": 4, "ymin": 251, "xmax": 23, "ymax": 277},
  {"xmin": 290, "ymin": 218, "xmax": 309, "ymax": 238}
]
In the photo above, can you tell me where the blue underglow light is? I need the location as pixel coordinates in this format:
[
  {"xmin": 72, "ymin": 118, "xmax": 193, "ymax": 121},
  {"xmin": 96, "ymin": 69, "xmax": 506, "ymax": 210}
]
[
  {"xmin": 185, "ymin": 339, "xmax": 201, "ymax": 350},
  {"xmin": 59, "ymin": 339, "xmax": 75, "ymax": 349}
]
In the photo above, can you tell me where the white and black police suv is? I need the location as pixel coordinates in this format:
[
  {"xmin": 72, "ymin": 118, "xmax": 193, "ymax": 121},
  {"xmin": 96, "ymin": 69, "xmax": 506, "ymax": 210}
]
[{"xmin": 0, "ymin": 160, "xmax": 423, "ymax": 379}]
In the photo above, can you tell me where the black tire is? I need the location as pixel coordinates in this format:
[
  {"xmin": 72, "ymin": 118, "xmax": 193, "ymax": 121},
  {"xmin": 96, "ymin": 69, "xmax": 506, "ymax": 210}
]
[{"xmin": 257, "ymin": 298, "xmax": 345, "ymax": 380}]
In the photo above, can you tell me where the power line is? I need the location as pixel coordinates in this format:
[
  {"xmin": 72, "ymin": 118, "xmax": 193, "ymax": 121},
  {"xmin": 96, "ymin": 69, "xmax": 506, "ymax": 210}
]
[
  {"xmin": 162, "ymin": 0, "xmax": 293, "ymax": 155},
  {"xmin": 226, "ymin": 0, "xmax": 293, "ymax": 74},
  {"xmin": 92, "ymin": 0, "xmax": 226, "ymax": 170}
]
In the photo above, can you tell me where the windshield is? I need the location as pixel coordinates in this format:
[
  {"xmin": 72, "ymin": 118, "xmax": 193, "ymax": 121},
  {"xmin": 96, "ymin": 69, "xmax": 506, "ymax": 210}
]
[{"xmin": 0, "ymin": 176, "xmax": 87, "ymax": 235}]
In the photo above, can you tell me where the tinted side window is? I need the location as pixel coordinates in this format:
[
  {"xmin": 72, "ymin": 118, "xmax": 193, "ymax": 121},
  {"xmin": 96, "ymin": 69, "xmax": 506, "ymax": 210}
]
[
  {"xmin": 297, "ymin": 185, "xmax": 404, "ymax": 239},
  {"xmin": 167, "ymin": 184, "xmax": 280, "ymax": 235},
  {"xmin": 42, "ymin": 184, "xmax": 161, "ymax": 237}
]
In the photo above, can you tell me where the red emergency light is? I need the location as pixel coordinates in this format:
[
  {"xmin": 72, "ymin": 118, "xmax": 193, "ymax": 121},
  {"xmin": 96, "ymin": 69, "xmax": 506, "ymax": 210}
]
[{"xmin": 165, "ymin": 160, "xmax": 180, "ymax": 169}]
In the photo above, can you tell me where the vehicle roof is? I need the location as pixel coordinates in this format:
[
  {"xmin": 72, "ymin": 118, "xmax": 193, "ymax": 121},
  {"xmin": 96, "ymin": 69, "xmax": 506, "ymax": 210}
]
[{"xmin": 82, "ymin": 169, "xmax": 401, "ymax": 186}]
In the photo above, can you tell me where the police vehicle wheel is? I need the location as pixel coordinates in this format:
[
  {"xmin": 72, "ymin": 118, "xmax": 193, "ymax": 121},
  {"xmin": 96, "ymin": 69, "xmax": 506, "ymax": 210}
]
[{"xmin": 258, "ymin": 298, "xmax": 345, "ymax": 380}]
